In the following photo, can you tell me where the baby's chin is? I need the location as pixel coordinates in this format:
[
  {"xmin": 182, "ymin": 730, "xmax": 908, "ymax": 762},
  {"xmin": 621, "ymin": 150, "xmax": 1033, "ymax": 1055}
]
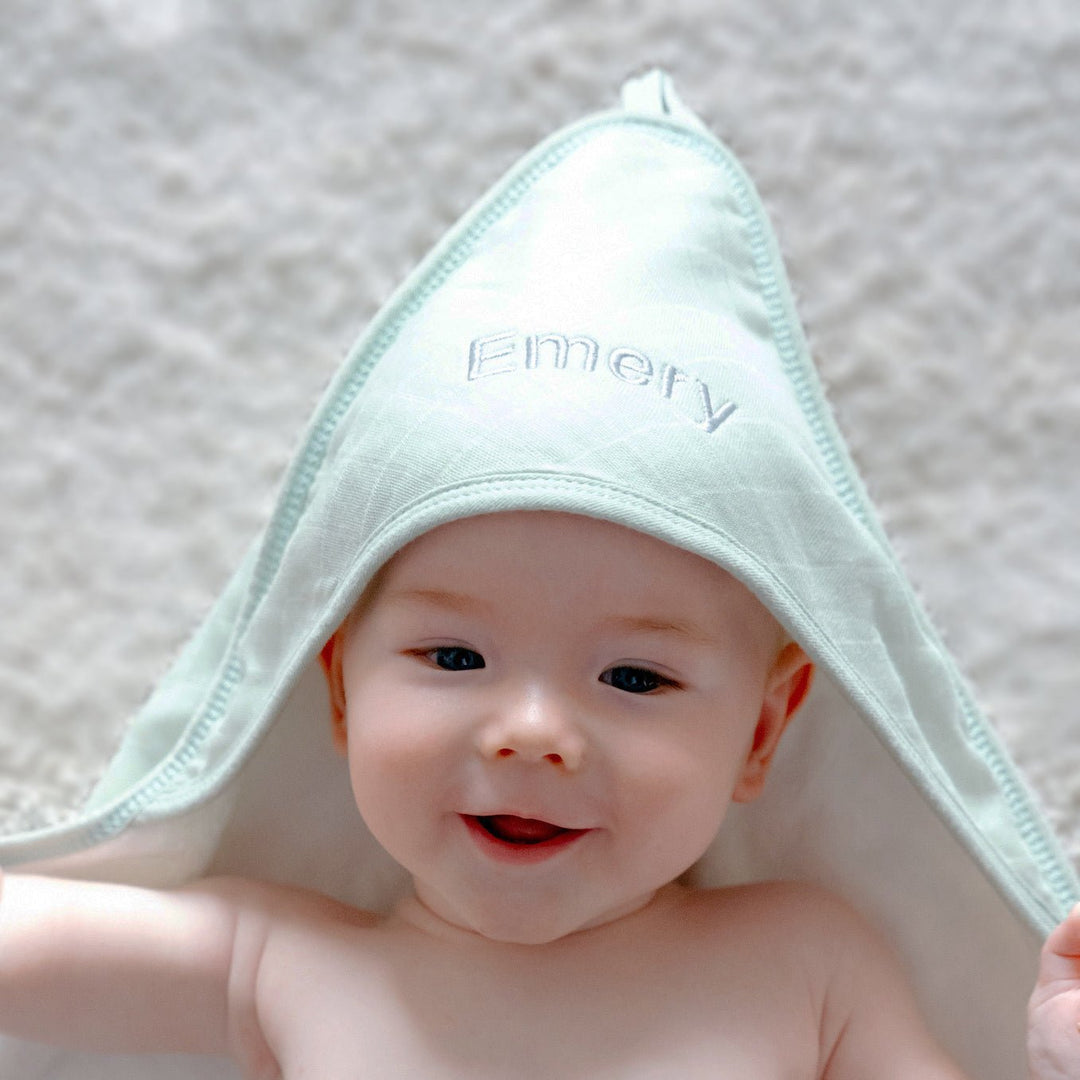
[{"xmin": 476, "ymin": 921, "xmax": 580, "ymax": 947}]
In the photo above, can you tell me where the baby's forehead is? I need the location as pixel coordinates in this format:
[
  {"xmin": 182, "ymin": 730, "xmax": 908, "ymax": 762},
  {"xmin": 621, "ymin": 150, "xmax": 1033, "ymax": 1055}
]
[{"xmin": 345, "ymin": 510, "xmax": 780, "ymax": 639}]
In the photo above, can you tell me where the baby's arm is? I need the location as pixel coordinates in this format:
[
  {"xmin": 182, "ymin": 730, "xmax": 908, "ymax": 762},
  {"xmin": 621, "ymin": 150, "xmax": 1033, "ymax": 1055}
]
[
  {"xmin": 0, "ymin": 868, "xmax": 272, "ymax": 1068},
  {"xmin": 1027, "ymin": 904, "xmax": 1080, "ymax": 1080}
]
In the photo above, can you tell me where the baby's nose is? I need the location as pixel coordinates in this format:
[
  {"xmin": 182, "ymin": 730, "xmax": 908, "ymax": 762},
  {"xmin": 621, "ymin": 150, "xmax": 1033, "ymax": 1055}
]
[{"xmin": 477, "ymin": 688, "xmax": 585, "ymax": 771}]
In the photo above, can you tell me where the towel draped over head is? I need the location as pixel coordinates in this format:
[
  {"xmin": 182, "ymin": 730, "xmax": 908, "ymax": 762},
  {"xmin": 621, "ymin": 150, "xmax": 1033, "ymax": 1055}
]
[{"xmin": 2, "ymin": 70, "xmax": 1075, "ymax": 1080}]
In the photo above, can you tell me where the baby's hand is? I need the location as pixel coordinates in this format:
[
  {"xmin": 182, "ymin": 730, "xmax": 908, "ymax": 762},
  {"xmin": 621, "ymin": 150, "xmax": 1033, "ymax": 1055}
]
[{"xmin": 1028, "ymin": 904, "xmax": 1080, "ymax": 1080}]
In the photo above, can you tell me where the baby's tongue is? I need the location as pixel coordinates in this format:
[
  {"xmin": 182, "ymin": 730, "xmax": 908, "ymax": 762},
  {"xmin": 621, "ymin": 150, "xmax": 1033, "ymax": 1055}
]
[{"xmin": 483, "ymin": 815, "xmax": 564, "ymax": 844}]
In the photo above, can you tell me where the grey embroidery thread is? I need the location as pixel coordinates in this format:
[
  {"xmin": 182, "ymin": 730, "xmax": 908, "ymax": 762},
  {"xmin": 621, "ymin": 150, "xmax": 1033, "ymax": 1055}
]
[{"xmin": 466, "ymin": 331, "xmax": 737, "ymax": 434}]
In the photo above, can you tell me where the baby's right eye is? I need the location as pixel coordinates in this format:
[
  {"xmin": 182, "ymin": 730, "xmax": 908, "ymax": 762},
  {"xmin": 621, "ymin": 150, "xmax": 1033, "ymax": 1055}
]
[{"xmin": 426, "ymin": 646, "xmax": 486, "ymax": 672}]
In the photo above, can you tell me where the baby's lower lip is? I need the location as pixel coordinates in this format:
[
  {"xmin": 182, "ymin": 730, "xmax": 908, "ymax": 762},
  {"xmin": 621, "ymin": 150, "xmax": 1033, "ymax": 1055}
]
[{"xmin": 461, "ymin": 814, "xmax": 591, "ymax": 863}]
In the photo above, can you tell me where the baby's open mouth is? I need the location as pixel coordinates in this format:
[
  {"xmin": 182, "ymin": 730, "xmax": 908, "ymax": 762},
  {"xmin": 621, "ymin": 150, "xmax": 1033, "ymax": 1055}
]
[{"xmin": 471, "ymin": 814, "xmax": 578, "ymax": 845}]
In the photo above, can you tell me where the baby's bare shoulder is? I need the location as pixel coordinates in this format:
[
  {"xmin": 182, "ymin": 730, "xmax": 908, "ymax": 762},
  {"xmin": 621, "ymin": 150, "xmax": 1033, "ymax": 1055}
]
[
  {"xmin": 186, "ymin": 878, "xmax": 380, "ymax": 1076},
  {"xmin": 685, "ymin": 881, "xmax": 924, "ymax": 1010},
  {"xmin": 682, "ymin": 879, "xmax": 871, "ymax": 948},
  {"xmin": 685, "ymin": 882, "xmax": 966, "ymax": 1079},
  {"xmin": 188, "ymin": 877, "xmax": 381, "ymax": 1018},
  {"xmin": 193, "ymin": 875, "xmax": 378, "ymax": 931}
]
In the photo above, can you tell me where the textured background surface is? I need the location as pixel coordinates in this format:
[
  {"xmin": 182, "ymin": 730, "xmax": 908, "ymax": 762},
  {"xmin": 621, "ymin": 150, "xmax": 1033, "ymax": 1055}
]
[{"xmin": 0, "ymin": 1, "xmax": 1077, "ymax": 874}]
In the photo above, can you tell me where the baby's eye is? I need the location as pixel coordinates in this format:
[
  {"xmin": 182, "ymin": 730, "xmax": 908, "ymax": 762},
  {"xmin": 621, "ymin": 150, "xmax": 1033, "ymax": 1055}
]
[
  {"xmin": 600, "ymin": 665, "xmax": 678, "ymax": 694},
  {"xmin": 427, "ymin": 646, "xmax": 486, "ymax": 672}
]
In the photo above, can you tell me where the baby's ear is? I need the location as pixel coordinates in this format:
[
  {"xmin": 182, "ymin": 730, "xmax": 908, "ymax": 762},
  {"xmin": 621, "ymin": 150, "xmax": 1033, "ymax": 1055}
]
[
  {"xmin": 318, "ymin": 629, "xmax": 349, "ymax": 755},
  {"xmin": 732, "ymin": 642, "xmax": 814, "ymax": 804}
]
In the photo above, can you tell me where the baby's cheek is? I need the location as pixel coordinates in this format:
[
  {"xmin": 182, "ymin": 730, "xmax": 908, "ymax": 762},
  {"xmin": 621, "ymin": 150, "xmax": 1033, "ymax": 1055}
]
[
  {"xmin": 344, "ymin": 726, "xmax": 428, "ymax": 823},
  {"xmin": 346, "ymin": 682, "xmax": 458, "ymax": 759},
  {"xmin": 623, "ymin": 757, "xmax": 735, "ymax": 871}
]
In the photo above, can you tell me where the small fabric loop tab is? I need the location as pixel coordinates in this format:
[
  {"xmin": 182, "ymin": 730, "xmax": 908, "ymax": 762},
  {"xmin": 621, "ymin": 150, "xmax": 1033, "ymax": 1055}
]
[{"xmin": 619, "ymin": 68, "xmax": 708, "ymax": 132}]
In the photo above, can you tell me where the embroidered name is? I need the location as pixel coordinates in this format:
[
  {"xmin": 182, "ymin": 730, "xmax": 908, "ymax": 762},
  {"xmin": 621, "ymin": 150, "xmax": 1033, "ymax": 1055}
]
[{"xmin": 466, "ymin": 331, "xmax": 737, "ymax": 434}]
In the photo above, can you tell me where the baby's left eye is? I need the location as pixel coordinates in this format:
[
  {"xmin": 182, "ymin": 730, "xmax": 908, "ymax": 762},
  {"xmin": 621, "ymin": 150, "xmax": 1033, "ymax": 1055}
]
[{"xmin": 600, "ymin": 666, "xmax": 678, "ymax": 695}]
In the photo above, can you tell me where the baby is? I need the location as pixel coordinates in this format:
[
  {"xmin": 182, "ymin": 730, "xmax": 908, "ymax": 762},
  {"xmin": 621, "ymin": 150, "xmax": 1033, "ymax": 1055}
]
[{"xmin": 0, "ymin": 510, "xmax": 1078, "ymax": 1078}]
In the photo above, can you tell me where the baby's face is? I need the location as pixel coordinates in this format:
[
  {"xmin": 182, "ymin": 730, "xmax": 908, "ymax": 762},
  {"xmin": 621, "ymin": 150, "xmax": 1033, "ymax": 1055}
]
[{"xmin": 332, "ymin": 511, "xmax": 808, "ymax": 944}]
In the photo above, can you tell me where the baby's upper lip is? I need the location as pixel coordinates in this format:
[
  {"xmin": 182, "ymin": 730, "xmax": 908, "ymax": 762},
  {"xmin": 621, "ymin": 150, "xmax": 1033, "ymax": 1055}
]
[{"xmin": 462, "ymin": 810, "xmax": 592, "ymax": 832}]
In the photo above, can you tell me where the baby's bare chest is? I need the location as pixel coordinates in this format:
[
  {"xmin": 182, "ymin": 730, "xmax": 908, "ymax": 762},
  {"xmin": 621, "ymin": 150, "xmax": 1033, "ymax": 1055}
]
[{"xmin": 258, "ymin": 921, "xmax": 824, "ymax": 1080}]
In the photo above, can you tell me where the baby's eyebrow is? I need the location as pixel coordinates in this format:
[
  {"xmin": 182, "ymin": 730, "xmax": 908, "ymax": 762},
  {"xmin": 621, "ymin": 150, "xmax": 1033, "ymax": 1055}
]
[
  {"xmin": 601, "ymin": 615, "xmax": 718, "ymax": 648},
  {"xmin": 381, "ymin": 587, "xmax": 491, "ymax": 616}
]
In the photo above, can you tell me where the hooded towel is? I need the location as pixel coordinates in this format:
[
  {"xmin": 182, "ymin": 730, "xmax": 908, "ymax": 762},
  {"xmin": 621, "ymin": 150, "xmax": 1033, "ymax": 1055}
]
[{"xmin": 1, "ymin": 70, "xmax": 1075, "ymax": 1080}]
